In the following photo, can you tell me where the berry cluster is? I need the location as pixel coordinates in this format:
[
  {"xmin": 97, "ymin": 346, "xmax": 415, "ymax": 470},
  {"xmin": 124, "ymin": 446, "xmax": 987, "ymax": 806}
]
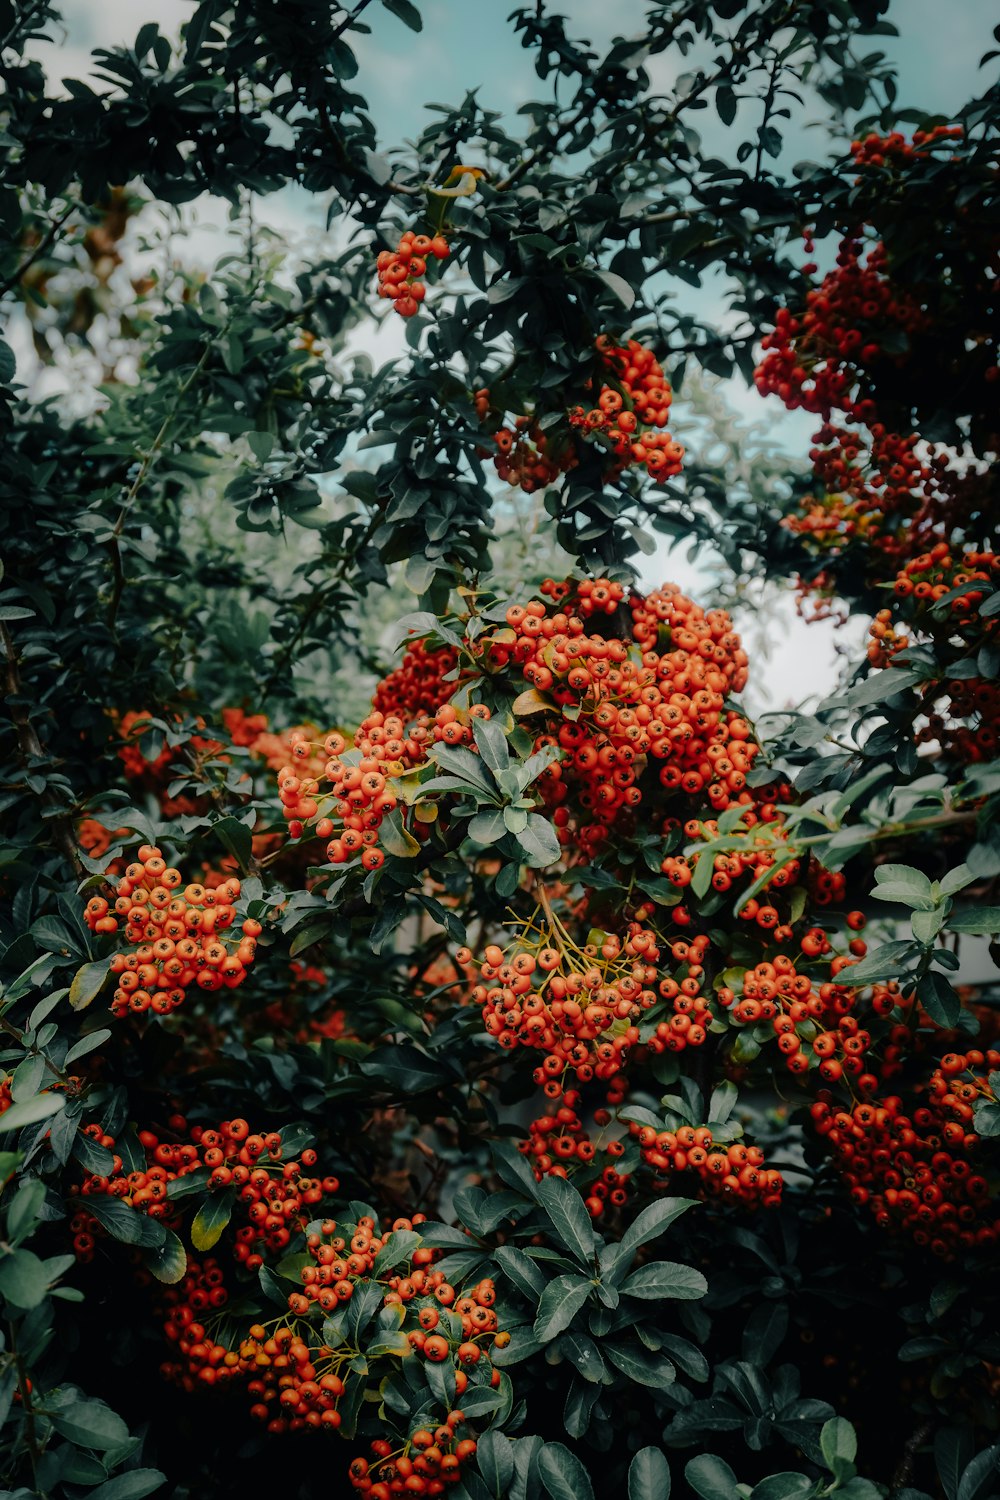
[
  {"xmin": 756, "ymin": 126, "xmax": 997, "ymax": 608},
  {"xmin": 70, "ymin": 1116, "xmax": 339, "ymax": 1267},
  {"xmin": 565, "ymin": 336, "xmax": 683, "ymax": 478},
  {"xmin": 810, "ymin": 1046, "xmax": 1000, "ymax": 1257},
  {"xmin": 485, "ymin": 408, "xmax": 571, "ymax": 492},
  {"xmin": 159, "ymin": 1257, "xmax": 236, "ymax": 1390},
  {"xmin": 662, "ymin": 813, "xmax": 803, "ymax": 934},
  {"xmin": 372, "ymin": 639, "xmax": 460, "ymax": 721},
  {"xmin": 629, "ymin": 1122, "xmax": 783, "ymax": 1209},
  {"xmin": 83, "ymin": 846, "xmax": 257, "ymax": 1017},
  {"xmin": 350, "ymin": 1422, "xmax": 479, "ymax": 1496},
  {"xmin": 518, "ymin": 1103, "xmax": 632, "ymax": 1217},
  {"xmin": 274, "ymin": 576, "xmax": 760, "ymax": 874},
  {"xmin": 755, "ymin": 238, "xmax": 929, "ymax": 422},
  {"xmin": 717, "ymin": 941, "xmax": 890, "ymax": 1082},
  {"xmin": 375, "ymin": 230, "xmax": 450, "ymax": 318},
  {"xmin": 484, "ymin": 580, "xmax": 755, "ymax": 854},
  {"xmin": 645, "ymin": 933, "xmax": 714, "ymax": 1055},
  {"xmin": 276, "ymin": 1217, "xmax": 506, "ymax": 1488},
  {"xmin": 848, "ymin": 124, "xmax": 963, "ymax": 171},
  {"xmin": 279, "ymin": 702, "xmax": 491, "ymax": 857},
  {"xmin": 476, "ymin": 335, "xmax": 683, "ymax": 492},
  {"xmin": 459, "ymin": 918, "xmax": 664, "ymax": 1101}
]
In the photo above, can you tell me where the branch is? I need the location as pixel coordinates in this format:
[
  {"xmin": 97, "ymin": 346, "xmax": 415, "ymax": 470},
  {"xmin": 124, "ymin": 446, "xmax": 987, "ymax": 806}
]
[
  {"xmin": 496, "ymin": 100, "xmax": 593, "ymax": 192},
  {"xmin": 8, "ymin": 1319, "xmax": 45, "ymax": 1497},
  {"xmin": 331, "ymin": 0, "xmax": 376, "ymax": 43},
  {"xmin": 753, "ymin": 50, "xmax": 781, "ymax": 183},
  {"xmin": 0, "ymin": 202, "xmax": 77, "ymax": 302},
  {"xmin": 107, "ymin": 333, "xmax": 217, "ymax": 626},
  {"xmin": 889, "ymin": 1419, "xmax": 933, "ymax": 1496}
]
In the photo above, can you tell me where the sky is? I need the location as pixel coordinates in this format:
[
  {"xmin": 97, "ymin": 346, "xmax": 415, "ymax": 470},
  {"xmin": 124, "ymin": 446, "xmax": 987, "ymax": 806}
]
[{"xmin": 19, "ymin": 0, "xmax": 999, "ymax": 712}]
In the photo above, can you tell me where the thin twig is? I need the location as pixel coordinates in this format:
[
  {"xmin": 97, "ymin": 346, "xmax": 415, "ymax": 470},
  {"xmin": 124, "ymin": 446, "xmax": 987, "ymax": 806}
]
[
  {"xmin": 496, "ymin": 100, "xmax": 592, "ymax": 192},
  {"xmin": 8, "ymin": 1320, "xmax": 45, "ymax": 1497},
  {"xmin": 0, "ymin": 203, "xmax": 77, "ymax": 302},
  {"xmin": 331, "ymin": 0, "xmax": 376, "ymax": 43},
  {"xmin": 107, "ymin": 333, "xmax": 217, "ymax": 626}
]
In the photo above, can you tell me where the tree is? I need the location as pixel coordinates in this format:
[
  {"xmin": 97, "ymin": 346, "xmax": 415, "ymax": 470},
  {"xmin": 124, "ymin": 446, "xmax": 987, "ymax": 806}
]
[{"xmin": 0, "ymin": 2, "xmax": 998, "ymax": 1497}]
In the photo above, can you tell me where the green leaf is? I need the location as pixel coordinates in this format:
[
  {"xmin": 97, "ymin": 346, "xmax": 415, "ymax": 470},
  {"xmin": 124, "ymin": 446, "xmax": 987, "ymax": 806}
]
[
  {"xmin": 935, "ymin": 1429, "xmax": 973, "ymax": 1500},
  {"xmin": 0, "ymin": 1092, "xmax": 66, "ymax": 1133},
  {"xmin": 940, "ymin": 865, "xmax": 975, "ymax": 897},
  {"xmin": 472, "ymin": 716, "xmax": 512, "ymax": 776},
  {"xmin": 821, "ymin": 1417, "xmax": 858, "ymax": 1470},
  {"xmin": 604, "ymin": 1341, "xmax": 676, "ymax": 1387},
  {"xmin": 52, "ymin": 1399, "xmax": 131, "ymax": 1451},
  {"xmin": 918, "ymin": 972, "xmax": 961, "ymax": 1029},
  {"xmin": 11, "ymin": 1054, "xmax": 45, "ymax": 1102},
  {"xmin": 477, "ymin": 1431, "xmax": 515, "ymax": 1497},
  {"xmin": 956, "ymin": 1446, "xmax": 1000, "ymax": 1500},
  {"xmin": 87, "ymin": 1198, "xmax": 166, "ymax": 1249},
  {"xmin": 538, "ymin": 1442, "xmax": 595, "ymax": 1500},
  {"xmin": 143, "ymin": 1227, "xmax": 188, "ymax": 1285},
  {"xmin": 381, "ymin": 0, "xmax": 422, "ymax": 30},
  {"xmin": 6, "ymin": 1179, "xmax": 45, "ymax": 1241},
  {"xmin": 495, "ymin": 1245, "xmax": 548, "ymax": 1301},
  {"xmin": 685, "ymin": 1455, "xmax": 740, "ymax": 1500},
  {"xmin": 86, "ymin": 1472, "xmax": 167, "ymax": 1500},
  {"xmin": 69, "ymin": 959, "xmax": 109, "ymax": 1011},
  {"xmin": 611, "ymin": 1198, "xmax": 697, "ymax": 1278},
  {"xmin": 359, "ymin": 1044, "xmax": 450, "ymax": 1093},
  {"xmin": 750, "ymin": 1477, "xmax": 813, "ymax": 1500},
  {"xmin": 503, "ymin": 805, "xmax": 529, "ymax": 835},
  {"xmin": 628, "ymin": 1447, "xmax": 671, "ymax": 1500},
  {"xmin": 874, "ymin": 863, "xmax": 932, "ymax": 893},
  {"xmin": 190, "ymin": 1188, "xmax": 237, "ymax": 1251},
  {"xmin": 621, "ymin": 1261, "xmax": 707, "ymax": 1300},
  {"xmin": 64, "ymin": 1028, "xmax": 112, "ymax": 1065},
  {"xmin": 0, "ymin": 1249, "xmax": 53, "ymax": 1308},
  {"xmin": 536, "ymin": 1174, "xmax": 595, "ymax": 1267},
  {"xmin": 28, "ymin": 989, "xmax": 67, "ymax": 1030},
  {"xmin": 947, "ymin": 907, "xmax": 1000, "ymax": 934},
  {"xmin": 214, "ymin": 816, "xmax": 253, "ymax": 870},
  {"xmin": 974, "ymin": 1100, "xmax": 1000, "ymax": 1137},
  {"xmin": 533, "ymin": 1274, "xmax": 593, "ymax": 1340},
  {"xmin": 372, "ymin": 1230, "xmax": 422, "ymax": 1276},
  {"xmin": 378, "ymin": 810, "xmax": 421, "ymax": 857},
  {"xmin": 595, "ymin": 269, "xmax": 635, "ymax": 308},
  {"xmin": 912, "ymin": 906, "xmax": 947, "ymax": 944},
  {"xmin": 870, "ymin": 884, "xmax": 937, "ymax": 911},
  {"xmin": 849, "ymin": 669, "xmax": 925, "ymax": 706},
  {"xmin": 430, "ymin": 745, "xmax": 497, "ymax": 794},
  {"xmin": 165, "ymin": 1167, "xmax": 211, "ymax": 1201},
  {"xmin": 468, "ymin": 808, "xmax": 508, "ymax": 845},
  {"xmin": 517, "ymin": 813, "xmax": 561, "ymax": 868},
  {"xmin": 839, "ymin": 941, "xmax": 917, "ymax": 985}
]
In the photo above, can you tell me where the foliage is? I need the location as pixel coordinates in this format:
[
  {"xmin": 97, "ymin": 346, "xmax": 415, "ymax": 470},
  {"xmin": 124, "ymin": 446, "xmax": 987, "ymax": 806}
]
[{"xmin": 0, "ymin": 1, "xmax": 999, "ymax": 1498}]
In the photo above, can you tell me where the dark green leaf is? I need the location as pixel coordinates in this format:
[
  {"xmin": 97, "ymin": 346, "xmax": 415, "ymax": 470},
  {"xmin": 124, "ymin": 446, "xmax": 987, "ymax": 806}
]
[
  {"xmin": 538, "ymin": 1442, "xmax": 595, "ymax": 1500},
  {"xmin": 628, "ymin": 1447, "xmax": 671, "ymax": 1500}
]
